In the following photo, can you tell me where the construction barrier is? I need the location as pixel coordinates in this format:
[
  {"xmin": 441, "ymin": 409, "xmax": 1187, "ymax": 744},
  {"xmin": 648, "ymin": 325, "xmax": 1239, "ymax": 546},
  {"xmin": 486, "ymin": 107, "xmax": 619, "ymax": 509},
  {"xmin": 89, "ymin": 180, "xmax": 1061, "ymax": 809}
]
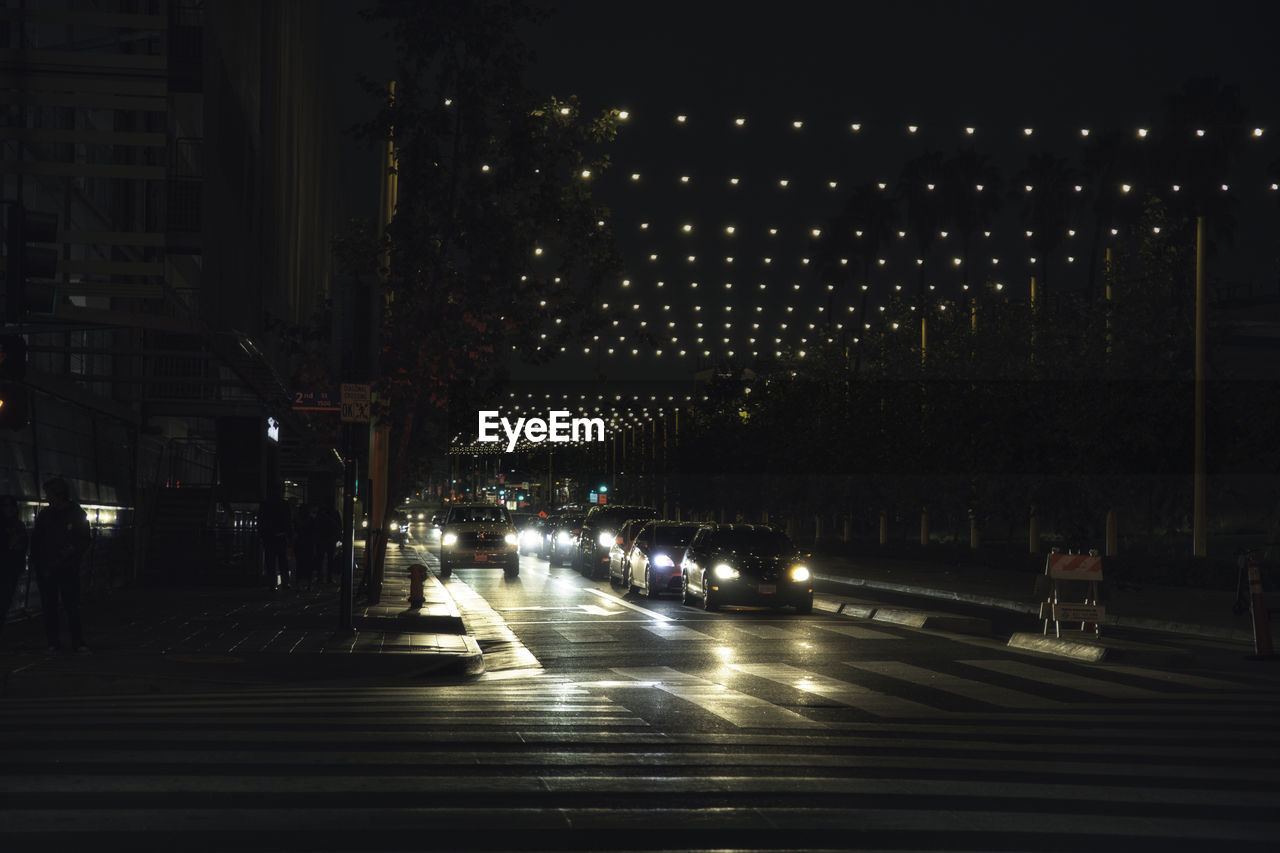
[
  {"xmin": 1039, "ymin": 550, "xmax": 1105, "ymax": 639},
  {"xmin": 1239, "ymin": 550, "xmax": 1275, "ymax": 659}
]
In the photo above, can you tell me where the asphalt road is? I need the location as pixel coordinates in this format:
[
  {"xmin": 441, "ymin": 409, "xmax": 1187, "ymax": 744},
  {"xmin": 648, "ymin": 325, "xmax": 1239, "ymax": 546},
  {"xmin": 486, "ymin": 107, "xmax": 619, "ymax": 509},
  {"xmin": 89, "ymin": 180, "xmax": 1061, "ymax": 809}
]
[{"xmin": 3, "ymin": 531, "xmax": 1278, "ymax": 852}]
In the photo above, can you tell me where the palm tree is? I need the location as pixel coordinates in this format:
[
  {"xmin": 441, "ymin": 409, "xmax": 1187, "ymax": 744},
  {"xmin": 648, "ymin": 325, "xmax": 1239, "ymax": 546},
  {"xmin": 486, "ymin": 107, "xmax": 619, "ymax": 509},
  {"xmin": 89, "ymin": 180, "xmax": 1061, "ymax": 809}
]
[
  {"xmin": 1079, "ymin": 130, "xmax": 1145, "ymax": 301},
  {"xmin": 835, "ymin": 182, "xmax": 899, "ymax": 373},
  {"xmin": 897, "ymin": 151, "xmax": 946, "ymax": 300},
  {"xmin": 1013, "ymin": 151, "xmax": 1081, "ymax": 298},
  {"xmin": 1153, "ymin": 76, "xmax": 1248, "ymax": 251},
  {"xmin": 941, "ymin": 148, "xmax": 1004, "ymax": 296}
]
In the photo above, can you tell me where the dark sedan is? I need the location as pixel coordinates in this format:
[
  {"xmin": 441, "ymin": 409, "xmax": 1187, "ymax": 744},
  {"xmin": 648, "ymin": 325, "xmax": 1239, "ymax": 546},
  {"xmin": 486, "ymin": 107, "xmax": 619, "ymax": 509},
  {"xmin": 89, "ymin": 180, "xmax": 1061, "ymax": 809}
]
[{"xmin": 680, "ymin": 524, "xmax": 813, "ymax": 613}]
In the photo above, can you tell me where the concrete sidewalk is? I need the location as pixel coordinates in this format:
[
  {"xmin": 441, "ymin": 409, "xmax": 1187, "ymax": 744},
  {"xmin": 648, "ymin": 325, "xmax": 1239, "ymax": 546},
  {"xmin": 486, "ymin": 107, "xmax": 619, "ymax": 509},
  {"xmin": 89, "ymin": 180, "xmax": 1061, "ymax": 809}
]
[{"xmin": 0, "ymin": 542, "xmax": 483, "ymax": 698}]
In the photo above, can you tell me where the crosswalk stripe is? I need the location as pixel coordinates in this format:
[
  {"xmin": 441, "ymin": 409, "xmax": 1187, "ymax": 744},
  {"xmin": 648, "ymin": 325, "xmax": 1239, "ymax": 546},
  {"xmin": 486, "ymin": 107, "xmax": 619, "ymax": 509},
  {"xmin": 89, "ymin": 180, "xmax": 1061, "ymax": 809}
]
[
  {"xmin": 0, "ymin": 806, "xmax": 1275, "ymax": 840},
  {"xmin": 609, "ymin": 666, "xmax": 825, "ymax": 727},
  {"xmin": 640, "ymin": 623, "xmax": 715, "ymax": 640},
  {"xmin": 1098, "ymin": 665, "xmax": 1264, "ymax": 691},
  {"xmin": 551, "ymin": 627, "xmax": 617, "ymax": 643},
  {"xmin": 3, "ymin": 675, "xmax": 1278, "ymax": 848},
  {"xmin": 725, "ymin": 623, "xmax": 794, "ymax": 639},
  {"xmin": 5, "ymin": 775, "xmax": 1276, "ymax": 808},
  {"xmin": 727, "ymin": 662, "xmax": 947, "ymax": 717},
  {"xmin": 960, "ymin": 659, "xmax": 1167, "ymax": 699},
  {"xmin": 842, "ymin": 660, "xmax": 1066, "ymax": 709}
]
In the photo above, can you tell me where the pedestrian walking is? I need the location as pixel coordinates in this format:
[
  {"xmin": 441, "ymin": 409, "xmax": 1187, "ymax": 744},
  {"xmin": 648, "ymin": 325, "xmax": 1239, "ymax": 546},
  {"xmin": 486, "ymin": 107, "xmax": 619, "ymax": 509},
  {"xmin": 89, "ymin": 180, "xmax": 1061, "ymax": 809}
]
[
  {"xmin": 0, "ymin": 494, "xmax": 29, "ymax": 639},
  {"xmin": 29, "ymin": 478, "xmax": 92, "ymax": 652},
  {"xmin": 293, "ymin": 503, "xmax": 323, "ymax": 592},
  {"xmin": 257, "ymin": 486, "xmax": 294, "ymax": 589}
]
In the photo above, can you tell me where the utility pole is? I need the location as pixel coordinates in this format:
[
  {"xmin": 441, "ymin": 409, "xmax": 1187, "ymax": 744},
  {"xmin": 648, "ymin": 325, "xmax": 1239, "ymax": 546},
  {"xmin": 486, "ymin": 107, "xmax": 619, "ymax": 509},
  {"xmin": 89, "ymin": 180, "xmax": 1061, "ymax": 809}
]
[
  {"xmin": 1193, "ymin": 216, "xmax": 1206, "ymax": 557},
  {"xmin": 366, "ymin": 80, "xmax": 399, "ymax": 604}
]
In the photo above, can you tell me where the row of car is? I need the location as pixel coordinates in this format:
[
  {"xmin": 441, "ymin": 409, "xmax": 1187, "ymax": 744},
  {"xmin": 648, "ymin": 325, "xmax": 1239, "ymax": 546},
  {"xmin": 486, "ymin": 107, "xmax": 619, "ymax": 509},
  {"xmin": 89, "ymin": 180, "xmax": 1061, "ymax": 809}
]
[{"xmin": 525, "ymin": 504, "xmax": 814, "ymax": 613}]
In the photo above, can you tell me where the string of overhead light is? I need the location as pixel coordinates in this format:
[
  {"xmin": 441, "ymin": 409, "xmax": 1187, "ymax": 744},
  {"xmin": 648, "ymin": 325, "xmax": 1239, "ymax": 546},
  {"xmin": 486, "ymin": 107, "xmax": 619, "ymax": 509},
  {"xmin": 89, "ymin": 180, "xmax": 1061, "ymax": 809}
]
[
  {"xmin": 506, "ymin": 101, "xmax": 1272, "ymax": 141},
  {"xmin": 461, "ymin": 103, "xmax": 1280, "ymax": 432}
]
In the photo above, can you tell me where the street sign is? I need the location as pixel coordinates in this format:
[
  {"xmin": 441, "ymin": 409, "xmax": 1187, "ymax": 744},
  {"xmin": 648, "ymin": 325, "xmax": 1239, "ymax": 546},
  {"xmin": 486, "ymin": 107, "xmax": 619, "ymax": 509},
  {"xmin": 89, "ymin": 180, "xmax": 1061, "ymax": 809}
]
[
  {"xmin": 292, "ymin": 388, "xmax": 341, "ymax": 412},
  {"xmin": 340, "ymin": 383, "xmax": 371, "ymax": 423}
]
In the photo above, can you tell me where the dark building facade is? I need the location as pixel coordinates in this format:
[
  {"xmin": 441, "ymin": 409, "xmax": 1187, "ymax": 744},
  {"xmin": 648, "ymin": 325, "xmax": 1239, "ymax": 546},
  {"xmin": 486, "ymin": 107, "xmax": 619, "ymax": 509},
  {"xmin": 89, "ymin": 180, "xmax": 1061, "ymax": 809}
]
[{"xmin": 1, "ymin": 0, "xmax": 349, "ymax": 616}]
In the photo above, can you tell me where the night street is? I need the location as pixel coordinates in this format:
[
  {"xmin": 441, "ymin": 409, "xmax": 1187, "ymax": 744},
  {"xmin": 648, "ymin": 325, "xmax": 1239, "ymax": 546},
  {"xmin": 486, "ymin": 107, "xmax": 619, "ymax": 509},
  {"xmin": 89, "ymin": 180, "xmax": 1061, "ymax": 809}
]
[
  {"xmin": 5, "ymin": 2, "xmax": 1280, "ymax": 851},
  {"xmin": 3, "ymin": 529, "xmax": 1279, "ymax": 851}
]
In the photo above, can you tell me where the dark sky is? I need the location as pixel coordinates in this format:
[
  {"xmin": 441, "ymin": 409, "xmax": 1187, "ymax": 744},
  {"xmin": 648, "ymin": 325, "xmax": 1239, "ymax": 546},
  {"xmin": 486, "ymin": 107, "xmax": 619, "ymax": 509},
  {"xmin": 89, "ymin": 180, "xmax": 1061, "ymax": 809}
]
[
  {"xmin": 325, "ymin": 1, "xmax": 1280, "ymax": 392},
  {"xmin": 330, "ymin": 0, "xmax": 1279, "ymax": 214}
]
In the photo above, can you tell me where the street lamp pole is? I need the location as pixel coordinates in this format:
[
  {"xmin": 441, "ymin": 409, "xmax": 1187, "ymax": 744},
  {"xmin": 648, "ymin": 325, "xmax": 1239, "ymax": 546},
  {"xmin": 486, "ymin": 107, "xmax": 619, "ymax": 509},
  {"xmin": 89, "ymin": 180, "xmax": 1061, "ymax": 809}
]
[{"xmin": 1193, "ymin": 216, "xmax": 1207, "ymax": 557}]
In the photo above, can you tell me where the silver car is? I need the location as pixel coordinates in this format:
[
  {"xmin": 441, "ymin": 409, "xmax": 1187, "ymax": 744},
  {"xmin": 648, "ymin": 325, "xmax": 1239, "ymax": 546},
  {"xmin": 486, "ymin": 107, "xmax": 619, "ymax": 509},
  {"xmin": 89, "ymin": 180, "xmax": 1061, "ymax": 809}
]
[{"xmin": 625, "ymin": 521, "xmax": 701, "ymax": 598}]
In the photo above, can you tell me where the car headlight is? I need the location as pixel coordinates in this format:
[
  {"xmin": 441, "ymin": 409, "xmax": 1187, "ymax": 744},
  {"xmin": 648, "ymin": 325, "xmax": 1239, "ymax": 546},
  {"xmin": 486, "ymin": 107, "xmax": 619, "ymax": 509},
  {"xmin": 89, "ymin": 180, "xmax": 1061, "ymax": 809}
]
[
  {"xmin": 389, "ymin": 521, "xmax": 400, "ymax": 532},
  {"xmin": 417, "ymin": 512, "xmax": 425, "ymax": 519},
  {"xmin": 442, "ymin": 533, "xmax": 457, "ymax": 547},
  {"xmin": 361, "ymin": 519, "xmax": 368, "ymax": 528},
  {"xmin": 556, "ymin": 531, "xmax": 571, "ymax": 544},
  {"xmin": 791, "ymin": 565, "xmax": 811, "ymax": 582},
  {"xmin": 653, "ymin": 553, "xmax": 675, "ymax": 569},
  {"xmin": 598, "ymin": 531, "xmax": 614, "ymax": 548},
  {"xmin": 713, "ymin": 563, "xmax": 739, "ymax": 580},
  {"xmin": 504, "ymin": 533, "xmax": 518, "ymax": 545}
]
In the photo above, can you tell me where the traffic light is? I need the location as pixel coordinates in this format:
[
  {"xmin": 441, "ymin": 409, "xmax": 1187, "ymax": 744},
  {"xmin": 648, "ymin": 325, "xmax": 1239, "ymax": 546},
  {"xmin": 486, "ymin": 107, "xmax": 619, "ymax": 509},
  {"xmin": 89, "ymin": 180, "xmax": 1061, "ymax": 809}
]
[
  {"xmin": 0, "ymin": 381, "xmax": 30, "ymax": 430},
  {"xmin": 4, "ymin": 203, "xmax": 59, "ymax": 322}
]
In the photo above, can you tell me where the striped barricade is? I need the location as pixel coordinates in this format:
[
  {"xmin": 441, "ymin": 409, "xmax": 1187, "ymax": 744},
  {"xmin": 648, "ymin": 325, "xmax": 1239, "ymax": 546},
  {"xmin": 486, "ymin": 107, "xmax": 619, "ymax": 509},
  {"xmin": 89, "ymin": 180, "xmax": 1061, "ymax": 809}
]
[{"xmin": 1040, "ymin": 551, "xmax": 1105, "ymax": 638}]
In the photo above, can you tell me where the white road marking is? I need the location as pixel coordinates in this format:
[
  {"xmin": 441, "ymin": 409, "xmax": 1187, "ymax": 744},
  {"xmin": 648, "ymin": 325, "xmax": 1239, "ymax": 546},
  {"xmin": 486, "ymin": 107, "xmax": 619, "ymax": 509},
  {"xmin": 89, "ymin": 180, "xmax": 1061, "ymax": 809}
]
[
  {"xmin": 610, "ymin": 666, "xmax": 824, "ymax": 727},
  {"xmin": 961, "ymin": 659, "xmax": 1165, "ymax": 699},
  {"xmin": 842, "ymin": 660, "xmax": 1065, "ymax": 708},
  {"xmin": 728, "ymin": 662, "xmax": 947, "ymax": 718}
]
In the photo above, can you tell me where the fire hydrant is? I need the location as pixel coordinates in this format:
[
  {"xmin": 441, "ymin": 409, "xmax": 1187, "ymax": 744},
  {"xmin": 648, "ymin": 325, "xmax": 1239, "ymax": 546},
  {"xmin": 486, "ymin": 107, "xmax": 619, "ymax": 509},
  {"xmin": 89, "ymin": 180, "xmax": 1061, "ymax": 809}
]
[{"xmin": 408, "ymin": 563, "xmax": 427, "ymax": 608}]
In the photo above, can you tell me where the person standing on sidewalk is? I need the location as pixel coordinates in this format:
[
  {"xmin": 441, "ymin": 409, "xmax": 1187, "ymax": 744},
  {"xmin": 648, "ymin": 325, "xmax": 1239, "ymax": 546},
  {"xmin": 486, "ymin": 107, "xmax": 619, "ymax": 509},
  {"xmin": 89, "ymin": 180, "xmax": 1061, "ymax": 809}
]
[
  {"xmin": 257, "ymin": 486, "xmax": 294, "ymax": 590},
  {"xmin": 29, "ymin": 478, "xmax": 92, "ymax": 652},
  {"xmin": 0, "ymin": 494, "xmax": 29, "ymax": 639}
]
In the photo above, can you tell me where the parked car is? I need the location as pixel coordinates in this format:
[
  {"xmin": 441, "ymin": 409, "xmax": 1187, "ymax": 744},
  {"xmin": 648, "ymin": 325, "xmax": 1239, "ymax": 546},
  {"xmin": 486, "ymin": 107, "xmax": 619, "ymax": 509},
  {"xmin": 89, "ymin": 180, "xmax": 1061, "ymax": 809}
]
[
  {"xmin": 679, "ymin": 524, "xmax": 812, "ymax": 613},
  {"xmin": 606, "ymin": 518, "xmax": 652, "ymax": 589},
  {"xmin": 544, "ymin": 512, "xmax": 586, "ymax": 567},
  {"xmin": 438, "ymin": 503, "xmax": 520, "ymax": 578},
  {"xmin": 575, "ymin": 504, "xmax": 660, "ymax": 580},
  {"xmin": 625, "ymin": 520, "xmax": 701, "ymax": 598}
]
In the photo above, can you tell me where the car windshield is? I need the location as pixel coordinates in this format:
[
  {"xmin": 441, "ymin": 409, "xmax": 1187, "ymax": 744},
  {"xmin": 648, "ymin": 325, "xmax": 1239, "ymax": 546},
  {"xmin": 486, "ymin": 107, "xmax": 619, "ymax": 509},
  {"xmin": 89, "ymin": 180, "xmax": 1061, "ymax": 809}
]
[
  {"xmin": 448, "ymin": 506, "xmax": 509, "ymax": 524},
  {"xmin": 710, "ymin": 528, "xmax": 794, "ymax": 555},
  {"xmin": 653, "ymin": 526, "xmax": 698, "ymax": 548}
]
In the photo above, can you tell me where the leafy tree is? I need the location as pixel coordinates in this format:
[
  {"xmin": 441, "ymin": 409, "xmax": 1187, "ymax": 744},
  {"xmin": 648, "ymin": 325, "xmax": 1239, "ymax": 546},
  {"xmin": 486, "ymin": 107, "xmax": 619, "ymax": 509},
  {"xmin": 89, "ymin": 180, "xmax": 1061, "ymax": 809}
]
[{"xmin": 349, "ymin": 0, "xmax": 623, "ymax": 597}]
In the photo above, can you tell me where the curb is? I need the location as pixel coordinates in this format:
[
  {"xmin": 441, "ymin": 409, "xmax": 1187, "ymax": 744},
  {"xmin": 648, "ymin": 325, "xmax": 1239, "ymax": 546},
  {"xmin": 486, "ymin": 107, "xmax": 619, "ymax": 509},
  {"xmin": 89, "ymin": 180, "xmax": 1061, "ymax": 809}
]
[
  {"xmin": 871, "ymin": 608, "xmax": 992, "ymax": 636},
  {"xmin": 1007, "ymin": 632, "xmax": 1197, "ymax": 667},
  {"xmin": 815, "ymin": 571, "xmax": 1254, "ymax": 644}
]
